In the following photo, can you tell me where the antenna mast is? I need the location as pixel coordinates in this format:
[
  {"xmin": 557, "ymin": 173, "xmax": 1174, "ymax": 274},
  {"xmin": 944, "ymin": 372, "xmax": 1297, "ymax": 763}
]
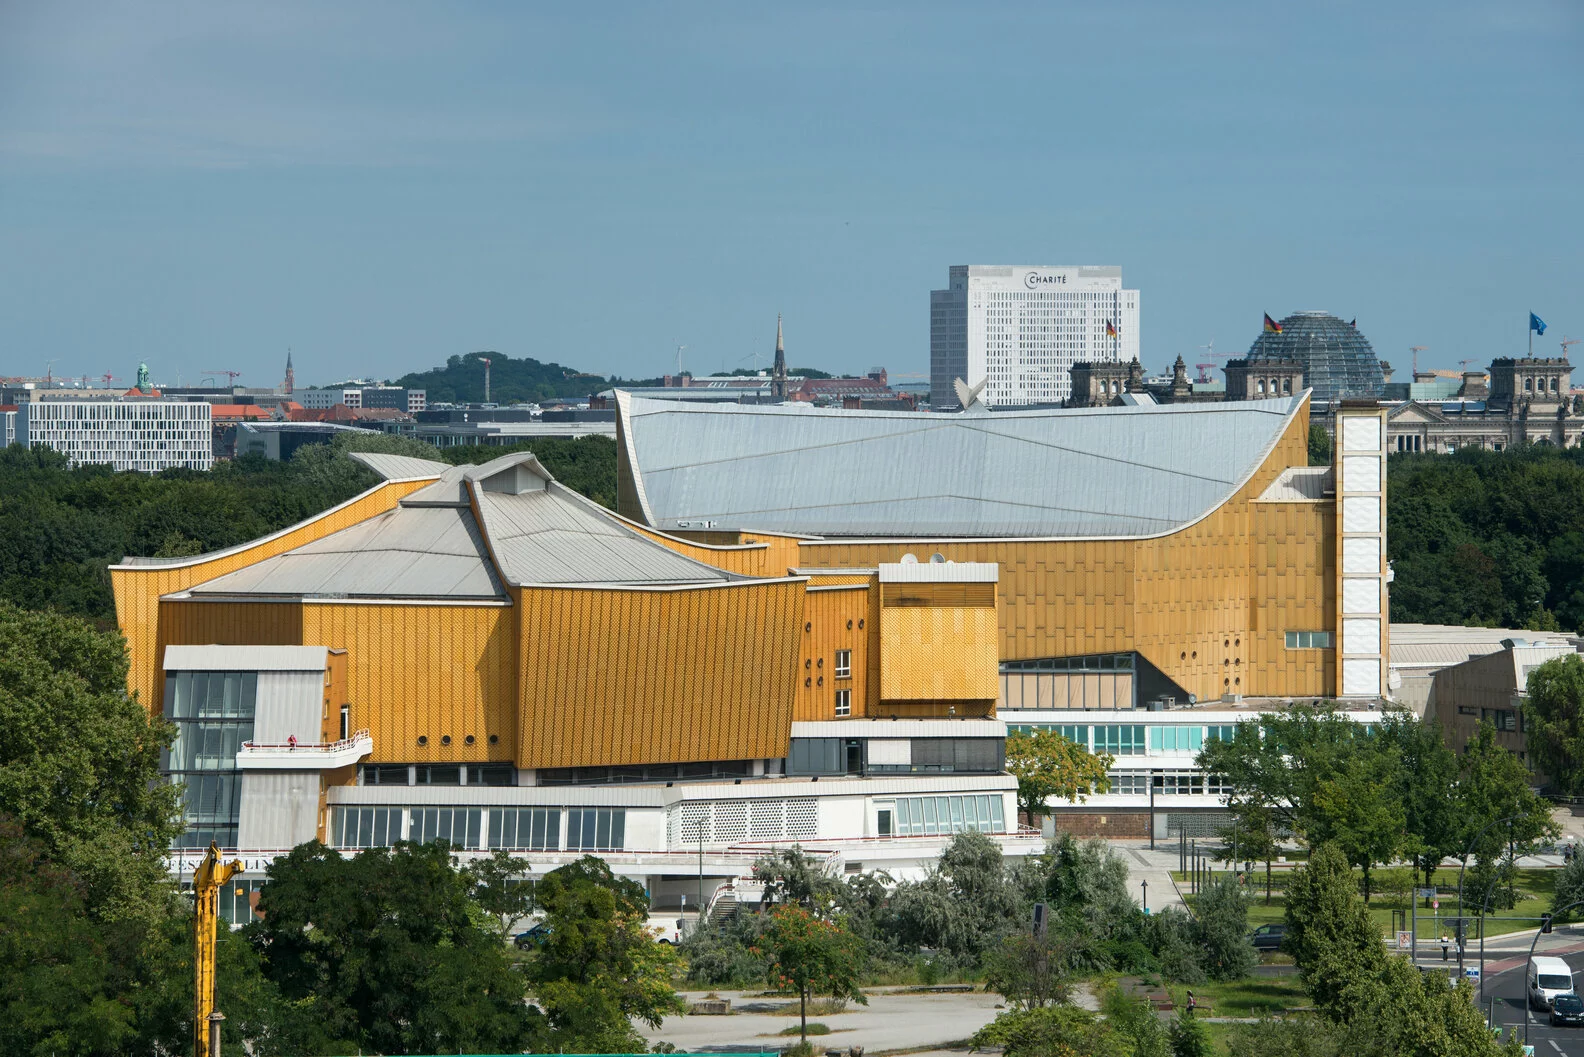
[{"xmin": 479, "ymin": 356, "xmax": 492, "ymax": 403}]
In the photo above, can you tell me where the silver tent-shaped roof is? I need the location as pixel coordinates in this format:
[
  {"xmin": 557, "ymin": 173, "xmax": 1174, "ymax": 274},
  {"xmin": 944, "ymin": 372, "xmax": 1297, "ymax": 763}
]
[
  {"xmin": 617, "ymin": 391, "xmax": 1309, "ymax": 539},
  {"xmin": 183, "ymin": 451, "xmax": 738, "ymax": 599}
]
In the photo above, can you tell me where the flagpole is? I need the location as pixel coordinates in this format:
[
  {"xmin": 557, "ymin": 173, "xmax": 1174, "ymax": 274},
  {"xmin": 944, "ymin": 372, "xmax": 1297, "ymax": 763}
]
[{"xmin": 1529, "ymin": 313, "xmax": 1533, "ymax": 359}]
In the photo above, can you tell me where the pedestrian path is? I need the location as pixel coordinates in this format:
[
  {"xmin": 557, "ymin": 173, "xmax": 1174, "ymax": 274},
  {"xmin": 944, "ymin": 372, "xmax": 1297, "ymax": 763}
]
[{"xmin": 1109, "ymin": 841, "xmax": 1188, "ymax": 914}]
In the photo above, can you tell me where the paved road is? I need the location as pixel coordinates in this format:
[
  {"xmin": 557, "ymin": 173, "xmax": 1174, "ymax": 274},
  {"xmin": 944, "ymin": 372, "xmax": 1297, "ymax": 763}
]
[
  {"xmin": 1436, "ymin": 940, "xmax": 1584, "ymax": 1055},
  {"xmin": 638, "ymin": 988, "xmax": 1002, "ymax": 1054}
]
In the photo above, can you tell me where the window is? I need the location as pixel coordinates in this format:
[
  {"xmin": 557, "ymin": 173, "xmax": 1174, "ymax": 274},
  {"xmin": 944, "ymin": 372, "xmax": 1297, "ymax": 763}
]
[
  {"xmin": 164, "ymin": 670, "xmax": 258, "ymax": 849},
  {"xmin": 466, "ymin": 765, "xmax": 516, "ymax": 786},
  {"xmin": 334, "ymin": 806, "xmax": 404, "ymax": 848},
  {"xmin": 789, "ymin": 738, "xmax": 843, "ymax": 775},
  {"xmin": 1109, "ymin": 771, "xmax": 1149, "ymax": 794},
  {"xmin": 1157, "ymin": 772, "xmax": 1205, "ymax": 795},
  {"xmin": 834, "ymin": 650, "xmax": 852, "ymax": 678},
  {"xmin": 489, "ymin": 808, "xmax": 560, "ymax": 851},
  {"xmin": 835, "ymin": 689, "xmax": 852, "ymax": 717},
  {"xmin": 416, "ymin": 765, "xmax": 462, "ymax": 785},
  {"xmin": 1149, "ymin": 726, "xmax": 1204, "ymax": 753},
  {"xmin": 1093, "ymin": 724, "xmax": 1146, "ymax": 756},
  {"xmin": 1482, "ymin": 709, "xmax": 1518, "ymax": 733},
  {"xmin": 363, "ymin": 764, "xmax": 410, "ymax": 785},
  {"xmin": 1206, "ymin": 725, "xmax": 1238, "ymax": 744},
  {"xmin": 893, "ymin": 794, "xmax": 1006, "ymax": 836},
  {"xmin": 566, "ymin": 808, "xmax": 626, "ymax": 851},
  {"xmin": 1457, "ymin": 706, "xmax": 1479, "ymax": 716},
  {"xmin": 1285, "ymin": 631, "xmax": 1333, "ymax": 649},
  {"xmin": 408, "ymin": 807, "xmax": 482, "ymax": 848}
]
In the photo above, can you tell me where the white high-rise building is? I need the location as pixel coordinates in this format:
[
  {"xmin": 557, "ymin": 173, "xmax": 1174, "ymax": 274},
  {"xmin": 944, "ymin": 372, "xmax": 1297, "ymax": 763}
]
[
  {"xmin": 931, "ymin": 265, "xmax": 1140, "ymax": 409},
  {"xmin": 21, "ymin": 401, "xmax": 212, "ymax": 472}
]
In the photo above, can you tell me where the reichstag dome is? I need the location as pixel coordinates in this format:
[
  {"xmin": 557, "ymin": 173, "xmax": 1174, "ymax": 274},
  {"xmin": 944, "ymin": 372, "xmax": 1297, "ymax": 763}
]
[{"xmin": 1247, "ymin": 310, "xmax": 1385, "ymax": 405}]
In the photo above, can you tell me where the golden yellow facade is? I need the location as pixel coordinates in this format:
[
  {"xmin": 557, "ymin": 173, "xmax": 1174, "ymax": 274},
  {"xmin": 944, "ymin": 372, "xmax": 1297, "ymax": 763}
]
[
  {"xmin": 514, "ymin": 581, "xmax": 805, "ymax": 769},
  {"xmin": 879, "ymin": 607, "xmax": 1001, "ymax": 704},
  {"xmin": 112, "ymin": 478, "xmax": 432, "ymax": 710},
  {"xmin": 652, "ymin": 407, "xmax": 1335, "ymax": 703},
  {"xmin": 786, "ymin": 408, "xmax": 1329, "ymax": 703},
  {"xmin": 793, "ymin": 585, "xmax": 872, "ymax": 720}
]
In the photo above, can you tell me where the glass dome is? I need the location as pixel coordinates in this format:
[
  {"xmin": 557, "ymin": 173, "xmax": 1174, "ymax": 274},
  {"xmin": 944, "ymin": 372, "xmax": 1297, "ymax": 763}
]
[{"xmin": 1245, "ymin": 311, "xmax": 1385, "ymax": 405}]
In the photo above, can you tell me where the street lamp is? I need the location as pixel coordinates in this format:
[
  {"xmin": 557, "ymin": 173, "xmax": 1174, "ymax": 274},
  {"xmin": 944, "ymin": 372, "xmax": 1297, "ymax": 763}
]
[
  {"xmin": 1141, "ymin": 878, "xmax": 1149, "ymax": 914},
  {"xmin": 1456, "ymin": 814, "xmax": 1525, "ymax": 973}
]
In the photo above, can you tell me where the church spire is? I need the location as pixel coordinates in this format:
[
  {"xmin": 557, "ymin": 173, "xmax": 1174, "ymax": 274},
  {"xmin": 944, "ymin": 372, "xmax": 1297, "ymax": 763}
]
[
  {"xmin": 771, "ymin": 314, "xmax": 787, "ymax": 401},
  {"xmin": 284, "ymin": 347, "xmax": 295, "ymax": 395}
]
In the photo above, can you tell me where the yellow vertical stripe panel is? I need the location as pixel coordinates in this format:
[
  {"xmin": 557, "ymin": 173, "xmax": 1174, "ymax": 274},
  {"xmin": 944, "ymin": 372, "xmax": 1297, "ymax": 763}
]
[
  {"xmin": 111, "ymin": 478, "xmax": 434, "ymax": 710},
  {"xmin": 791, "ymin": 407, "xmax": 1334, "ymax": 700},
  {"xmin": 515, "ymin": 581, "xmax": 803, "ymax": 769},
  {"xmin": 299, "ymin": 602, "xmax": 517, "ymax": 765},
  {"xmin": 794, "ymin": 585, "xmax": 872, "ymax": 721},
  {"xmin": 879, "ymin": 607, "xmax": 1000, "ymax": 701}
]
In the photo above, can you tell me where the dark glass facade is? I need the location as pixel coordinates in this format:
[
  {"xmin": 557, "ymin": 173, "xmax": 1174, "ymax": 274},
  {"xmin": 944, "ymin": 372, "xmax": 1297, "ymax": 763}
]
[{"xmin": 1246, "ymin": 311, "xmax": 1385, "ymax": 405}]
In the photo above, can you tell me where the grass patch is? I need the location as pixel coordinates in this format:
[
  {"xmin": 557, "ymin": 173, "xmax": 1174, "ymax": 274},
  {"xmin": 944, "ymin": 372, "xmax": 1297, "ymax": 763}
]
[
  {"xmin": 1168, "ymin": 976, "xmax": 1308, "ymax": 1018},
  {"xmin": 803, "ymin": 996, "xmax": 848, "ymax": 1015},
  {"xmin": 779, "ymin": 1022, "xmax": 831, "ymax": 1036},
  {"xmin": 1178, "ymin": 867, "xmax": 1562, "ymax": 941}
]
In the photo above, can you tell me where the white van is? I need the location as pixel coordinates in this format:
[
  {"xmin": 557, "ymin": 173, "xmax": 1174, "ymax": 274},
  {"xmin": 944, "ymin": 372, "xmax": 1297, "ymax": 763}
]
[{"xmin": 1528, "ymin": 955, "xmax": 1575, "ymax": 1010}]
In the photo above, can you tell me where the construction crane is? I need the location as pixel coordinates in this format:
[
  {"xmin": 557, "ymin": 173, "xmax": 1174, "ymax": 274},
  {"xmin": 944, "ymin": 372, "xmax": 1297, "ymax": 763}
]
[
  {"xmin": 203, "ymin": 369, "xmax": 243, "ymax": 387},
  {"xmin": 192, "ymin": 843, "xmax": 243, "ymax": 1057},
  {"xmin": 1409, "ymin": 346, "xmax": 1428, "ymax": 377},
  {"xmin": 1195, "ymin": 341, "xmax": 1228, "ymax": 384},
  {"xmin": 100, "ymin": 372, "xmax": 119, "ymax": 388},
  {"xmin": 43, "ymin": 359, "xmax": 58, "ymax": 385},
  {"xmin": 1562, "ymin": 336, "xmax": 1580, "ymax": 357},
  {"xmin": 478, "ymin": 356, "xmax": 492, "ymax": 402}
]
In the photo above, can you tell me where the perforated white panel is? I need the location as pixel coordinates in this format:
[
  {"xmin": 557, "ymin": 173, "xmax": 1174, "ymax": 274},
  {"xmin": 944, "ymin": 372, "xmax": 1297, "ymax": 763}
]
[
  {"xmin": 787, "ymin": 799, "xmax": 818, "ymax": 840},
  {"xmin": 1342, "ymin": 417, "xmax": 1382, "ymax": 453},
  {"xmin": 749, "ymin": 800, "xmax": 784, "ymax": 841},
  {"xmin": 670, "ymin": 798, "xmax": 819, "ymax": 846},
  {"xmin": 1343, "ymin": 455, "xmax": 1382, "ymax": 493},
  {"xmin": 1342, "ymin": 657, "xmax": 1380, "ymax": 696},
  {"xmin": 1343, "ymin": 496, "xmax": 1381, "ymax": 533},
  {"xmin": 715, "ymin": 801, "xmax": 749, "ymax": 843},
  {"xmin": 1342, "ymin": 617, "xmax": 1381, "ymax": 655},
  {"xmin": 1342, "ymin": 537, "xmax": 1381, "ymax": 575},
  {"xmin": 1342, "ymin": 578, "xmax": 1381, "ymax": 615}
]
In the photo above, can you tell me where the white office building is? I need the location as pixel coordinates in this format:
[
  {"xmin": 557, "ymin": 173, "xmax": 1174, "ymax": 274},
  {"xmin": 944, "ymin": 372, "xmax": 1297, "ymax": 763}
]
[
  {"xmin": 22, "ymin": 401, "xmax": 212, "ymax": 471},
  {"xmin": 297, "ymin": 388, "xmax": 364, "ymax": 410},
  {"xmin": 931, "ymin": 265, "xmax": 1140, "ymax": 409}
]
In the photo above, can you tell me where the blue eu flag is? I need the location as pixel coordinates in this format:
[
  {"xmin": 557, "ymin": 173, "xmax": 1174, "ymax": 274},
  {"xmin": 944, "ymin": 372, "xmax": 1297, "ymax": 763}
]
[{"xmin": 1531, "ymin": 312, "xmax": 1548, "ymax": 335}]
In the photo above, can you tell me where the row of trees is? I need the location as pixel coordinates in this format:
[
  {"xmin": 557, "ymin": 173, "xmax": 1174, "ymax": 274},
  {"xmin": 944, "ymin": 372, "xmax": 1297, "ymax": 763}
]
[
  {"xmin": 1389, "ymin": 444, "xmax": 1584, "ymax": 632},
  {"xmin": 1197, "ymin": 705, "xmax": 1554, "ymax": 903},
  {"xmin": 0, "ymin": 431, "xmax": 618, "ymax": 621},
  {"xmin": 687, "ymin": 830, "xmax": 1258, "ymax": 1004}
]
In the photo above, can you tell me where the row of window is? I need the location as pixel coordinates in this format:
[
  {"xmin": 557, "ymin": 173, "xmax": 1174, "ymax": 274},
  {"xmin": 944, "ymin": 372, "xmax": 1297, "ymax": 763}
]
[
  {"xmin": 361, "ymin": 764, "xmax": 516, "ymax": 786},
  {"xmin": 333, "ymin": 806, "xmax": 627, "ymax": 852},
  {"xmin": 887, "ymin": 794, "xmax": 1007, "ymax": 837},
  {"xmin": 1285, "ymin": 631, "xmax": 1333, "ymax": 649},
  {"xmin": 1007, "ymin": 723, "xmax": 1240, "ymax": 755},
  {"xmin": 1107, "ymin": 771, "xmax": 1234, "ymax": 796}
]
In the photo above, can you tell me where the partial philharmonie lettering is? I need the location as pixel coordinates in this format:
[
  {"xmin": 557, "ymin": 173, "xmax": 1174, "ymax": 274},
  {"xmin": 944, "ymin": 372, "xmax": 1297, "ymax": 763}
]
[{"xmin": 1024, "ymin": 271, "xmax": 1068, "ymax": 289}]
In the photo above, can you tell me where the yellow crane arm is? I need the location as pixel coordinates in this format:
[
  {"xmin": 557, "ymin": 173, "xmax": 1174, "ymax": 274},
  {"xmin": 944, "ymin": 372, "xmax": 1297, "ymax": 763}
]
[{"xmin": 193, "ymin": 843, "xmax": 243, "ymax": 1057}]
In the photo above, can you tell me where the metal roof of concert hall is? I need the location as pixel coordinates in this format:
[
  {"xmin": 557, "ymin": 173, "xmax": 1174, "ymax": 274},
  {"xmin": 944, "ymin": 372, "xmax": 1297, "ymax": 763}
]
[
  {"xmin": 617, "ymin": 391, "xmax": 1309, "ymax": 539},
  {"xmin": 178, "ymin": 451, "xmax": 740, "ymax": 600}
]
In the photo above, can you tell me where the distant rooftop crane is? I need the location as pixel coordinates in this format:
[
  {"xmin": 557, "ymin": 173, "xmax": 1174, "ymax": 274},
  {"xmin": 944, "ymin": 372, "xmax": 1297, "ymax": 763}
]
[
  {"xmin": 203, "ymin": 369, "xmax": 243, "ymax": 387},
  {"xmin": 1409, "ymin": 346, "xmax": 1428, "ymax": 376},
  {"xmin": 101, "ymin": 372, "xmax": 119, "ymax": 387},
  {"xmin": 1562, "ymin": 336, "xmax": 1580, "ymax": 358},
  {"xmin": 479, "ymin": 356, "xmax": 492, "ymax": 403}
]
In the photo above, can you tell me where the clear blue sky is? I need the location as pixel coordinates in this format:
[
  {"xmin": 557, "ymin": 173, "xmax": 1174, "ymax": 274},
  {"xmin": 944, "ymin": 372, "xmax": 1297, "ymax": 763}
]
[{"xmin": 1, "ymin": 1, "xmax": 1579, "ymax": 389}]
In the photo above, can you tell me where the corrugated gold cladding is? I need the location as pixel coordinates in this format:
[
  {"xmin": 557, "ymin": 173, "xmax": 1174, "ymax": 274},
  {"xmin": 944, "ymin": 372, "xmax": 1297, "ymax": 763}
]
[
  {"xmin": 793, "ymin": 583, "xmax": 872, "ymax": 720},
  {"xmin": 796, "ymin": 409, "xmax": 1337, "ymax": 702},
  {"xmin": 880, "ymin": 607, "xmax": 1001, "ymax": 701},
  {"xmin": 514, "ymin": 580, "xmax": 804, "ymax": 769},
  {"xmin": 112, "ymin": 479, "xmax": 431, "ymax": 711}
]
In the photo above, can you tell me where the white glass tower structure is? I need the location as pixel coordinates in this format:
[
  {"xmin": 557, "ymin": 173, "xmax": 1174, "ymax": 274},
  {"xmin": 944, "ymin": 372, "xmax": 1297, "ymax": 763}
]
[{"xmin": 931, "ymin": 265, "xmax": 1139, "ymax": 409}]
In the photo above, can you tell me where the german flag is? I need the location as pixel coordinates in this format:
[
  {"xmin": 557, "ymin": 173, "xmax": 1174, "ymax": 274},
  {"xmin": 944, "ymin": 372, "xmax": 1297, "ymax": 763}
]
[
  {"xmin": 1106, "ymin": 320, "xmax": 1118, "ymax": 337},
  {"xmin": 1263, "ymin": 313, "xmax": 1283, "ymax": 334}
]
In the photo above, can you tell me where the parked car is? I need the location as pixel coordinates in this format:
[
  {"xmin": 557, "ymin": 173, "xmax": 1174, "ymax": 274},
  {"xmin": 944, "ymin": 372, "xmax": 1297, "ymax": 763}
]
[
  {"xmin": 512, "ymin": 923, "xmax": 551, "ymax": 950},
  {"xmin": 1529, "ymin": 955, "xmax": 1576, "ymax": 1011},
  {"xmin": 1249, "ymin": 923, "xmax": 1286, "ymax": 953},
  {"xmin": 1550, "ymin": 992, "xmax": 1584, "ymax": 1027}
]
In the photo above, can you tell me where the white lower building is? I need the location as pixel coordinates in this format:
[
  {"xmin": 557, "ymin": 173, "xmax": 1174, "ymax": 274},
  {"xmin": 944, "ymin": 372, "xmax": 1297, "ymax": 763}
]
[
  {"xmin": 22, "ymin": 401, "xmax": 212, "ymax": 471},
  {"xmin": 931, "ymin": 265, "xmax": 1140, "ymax": 409}
]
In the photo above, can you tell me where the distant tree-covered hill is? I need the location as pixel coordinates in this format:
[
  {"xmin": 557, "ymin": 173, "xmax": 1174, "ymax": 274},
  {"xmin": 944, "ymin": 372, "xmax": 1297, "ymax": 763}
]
[{"xmin": 392, "ymin": 351, "xmax": 659, "ymax": 404}]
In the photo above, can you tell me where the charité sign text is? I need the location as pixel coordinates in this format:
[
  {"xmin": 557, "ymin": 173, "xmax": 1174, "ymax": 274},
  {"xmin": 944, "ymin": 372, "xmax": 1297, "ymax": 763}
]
[{"xmin": 1023, "ymin": 271, "xmax": 1070, "ymax": 289}]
